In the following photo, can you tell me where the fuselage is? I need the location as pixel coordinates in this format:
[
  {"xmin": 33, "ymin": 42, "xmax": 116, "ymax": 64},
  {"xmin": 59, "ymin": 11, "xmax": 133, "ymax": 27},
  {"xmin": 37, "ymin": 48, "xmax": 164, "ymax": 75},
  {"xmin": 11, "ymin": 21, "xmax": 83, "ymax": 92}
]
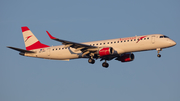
[{"xmin": 24, "ymin": 34, "xmax": 176, "ymax": 60}]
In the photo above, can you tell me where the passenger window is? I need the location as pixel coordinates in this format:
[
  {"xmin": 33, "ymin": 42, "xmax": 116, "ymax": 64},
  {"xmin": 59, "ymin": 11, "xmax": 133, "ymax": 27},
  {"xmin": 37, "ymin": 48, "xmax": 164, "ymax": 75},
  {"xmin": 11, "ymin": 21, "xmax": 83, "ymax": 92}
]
[
  {"xmin": 114, "ymin": 41, "xmax": 116, "ymax": 43},
  {"xmin": 104, "ymin": 43, "xmax": 105, "ymax": 44},
  {"xmin": 62, "ymin": 48, "xmax": 64, "ymax": 49},
  {"xmin": 111, "ymin": 42, "xmax": 113, "ymax": 44},
  {"xmin": 147, "ymin": 37, "xmax": 149, "ymax": 39},
  {"xmin": 124, "ymin": 40, "xmax": 126, "ymax": 42},
  {"xmin": 100, "ymin": 43, "xmax": 102, "ymax": 45},
  {"xmin": 144, "ymin": 38, "xmax": 146, "ymax": 40},
  {"xmin": 117, "ymin": 41, "xmax": 119, "ymax": 43},
  {"xmin": 107, "ymin": 42, "xmax": 109, "ymax": 44},
  {"xmin": 127, "ymin": 40, "xmax": 129, "ymax": 42},
  {"xmin": 59, "ymin": 48, "xmax": 61, "ymax": 50},
  {"xmin": 96, "ymin": 43, "xmax": 98, "ymax": 45},
  {"xmin": 121, "ymin": 41, "xmax": 123, "ymax": 43}
]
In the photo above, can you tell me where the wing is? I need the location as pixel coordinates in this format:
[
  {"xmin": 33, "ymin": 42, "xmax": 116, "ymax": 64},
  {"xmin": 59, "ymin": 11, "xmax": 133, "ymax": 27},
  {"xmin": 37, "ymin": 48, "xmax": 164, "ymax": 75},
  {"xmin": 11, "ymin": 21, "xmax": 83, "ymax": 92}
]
[
  {"xmin": 46, "ymin": 31, "xmax": 99, "ymax": 56},
  {"xmin": 46, "ymin": 31, "xmax": 97, "ymax": 49}
]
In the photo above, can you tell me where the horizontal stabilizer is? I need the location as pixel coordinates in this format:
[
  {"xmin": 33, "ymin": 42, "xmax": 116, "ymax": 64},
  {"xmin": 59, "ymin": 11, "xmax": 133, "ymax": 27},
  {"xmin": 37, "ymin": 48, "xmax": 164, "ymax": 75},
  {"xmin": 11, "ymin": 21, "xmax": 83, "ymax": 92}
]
[{"xmin": 7, "ymin": 46, "xmax": 35, "ymax": 53}]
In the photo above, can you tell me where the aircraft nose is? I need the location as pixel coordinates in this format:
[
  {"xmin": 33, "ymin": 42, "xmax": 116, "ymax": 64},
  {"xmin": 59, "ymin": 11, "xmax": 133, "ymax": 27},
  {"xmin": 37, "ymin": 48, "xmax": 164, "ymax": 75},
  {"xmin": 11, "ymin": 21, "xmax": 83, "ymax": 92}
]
[{"xmin": 170, "ymin": 40, "xmax": 176, "ymax": 46}]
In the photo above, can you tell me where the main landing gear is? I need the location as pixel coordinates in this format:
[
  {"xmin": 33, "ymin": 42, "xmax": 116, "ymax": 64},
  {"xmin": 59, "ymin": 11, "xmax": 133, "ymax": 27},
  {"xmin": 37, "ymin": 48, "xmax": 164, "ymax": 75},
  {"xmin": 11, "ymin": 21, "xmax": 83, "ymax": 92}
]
[
  {"xmin": 156, "ymin": 48, "xmax": 162, "ymax": 58},
  {"xmin": 88, "ymin": 58, "xmax": 95, "ymax": 64},
  {"xmin": 102, "ymin": 61, "xmax": 109, "ymax": 68},
  {"xmin": 88, "ymin": 58, "xmax": 109, "ymax": 68}
]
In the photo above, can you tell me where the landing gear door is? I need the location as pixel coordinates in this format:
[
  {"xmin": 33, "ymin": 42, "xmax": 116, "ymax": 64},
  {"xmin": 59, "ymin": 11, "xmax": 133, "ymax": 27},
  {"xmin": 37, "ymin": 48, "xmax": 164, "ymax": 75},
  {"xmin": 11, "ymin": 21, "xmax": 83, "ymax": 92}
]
[{"xmin": 151, "ymin": 36, "xmax": 155, "ymax": 44}]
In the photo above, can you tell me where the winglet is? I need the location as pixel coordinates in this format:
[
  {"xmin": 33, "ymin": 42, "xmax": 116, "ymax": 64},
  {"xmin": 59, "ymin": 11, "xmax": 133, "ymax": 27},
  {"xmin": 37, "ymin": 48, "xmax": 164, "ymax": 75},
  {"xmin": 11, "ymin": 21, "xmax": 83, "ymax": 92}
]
[{"xmin": 46, "ymin": 31, "xmax": 56, "ymax": 39}]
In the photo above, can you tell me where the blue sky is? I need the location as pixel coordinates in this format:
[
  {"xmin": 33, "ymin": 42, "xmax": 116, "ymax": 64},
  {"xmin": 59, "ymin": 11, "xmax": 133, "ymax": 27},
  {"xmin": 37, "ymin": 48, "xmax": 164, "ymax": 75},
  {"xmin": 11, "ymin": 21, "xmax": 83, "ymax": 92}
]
[{"xmin": 1, "ymin": 0, "xmax": 180, "ymax": 101}]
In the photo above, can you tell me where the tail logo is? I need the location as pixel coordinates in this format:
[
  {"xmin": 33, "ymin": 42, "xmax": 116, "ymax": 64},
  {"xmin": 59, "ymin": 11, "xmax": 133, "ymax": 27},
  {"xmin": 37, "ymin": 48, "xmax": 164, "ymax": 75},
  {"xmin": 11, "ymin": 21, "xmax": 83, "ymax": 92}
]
[{"xmin": 25, "ymin": 35, "xmax": 32, "ymax": 42}]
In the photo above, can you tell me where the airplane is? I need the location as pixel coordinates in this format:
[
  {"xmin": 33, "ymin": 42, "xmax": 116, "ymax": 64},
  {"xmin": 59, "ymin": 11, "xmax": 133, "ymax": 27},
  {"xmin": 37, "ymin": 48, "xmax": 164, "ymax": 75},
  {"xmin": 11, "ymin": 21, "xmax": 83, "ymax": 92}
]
[{"xmin": 7, "ymin": 26, "xmax": 176, "ymax": 68}]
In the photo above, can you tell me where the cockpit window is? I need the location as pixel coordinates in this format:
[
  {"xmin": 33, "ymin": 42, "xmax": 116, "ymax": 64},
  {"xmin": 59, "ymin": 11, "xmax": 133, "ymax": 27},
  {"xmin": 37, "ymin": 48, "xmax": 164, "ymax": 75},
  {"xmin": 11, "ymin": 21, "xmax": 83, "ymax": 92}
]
[
  {"xmin": 160, "ymin": 36, "xmax": 164, "ymax": 38},
  {"xmin": 160, "ymin": 35, "xmax": 169, "ymax": 38}
]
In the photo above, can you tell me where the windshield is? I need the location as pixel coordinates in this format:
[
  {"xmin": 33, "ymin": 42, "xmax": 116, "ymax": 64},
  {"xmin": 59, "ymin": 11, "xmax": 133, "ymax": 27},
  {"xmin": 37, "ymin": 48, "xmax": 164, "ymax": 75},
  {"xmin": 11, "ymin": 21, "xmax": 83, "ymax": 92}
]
[{"xmin": 160, "ymin": 35, "xmax": 169, "ymax": 38}]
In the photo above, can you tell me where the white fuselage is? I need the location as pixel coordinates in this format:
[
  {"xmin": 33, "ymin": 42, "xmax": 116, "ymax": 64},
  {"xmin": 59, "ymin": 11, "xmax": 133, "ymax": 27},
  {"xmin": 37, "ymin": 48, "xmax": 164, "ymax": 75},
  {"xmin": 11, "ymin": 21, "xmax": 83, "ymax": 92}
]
[{"xmin": 24, "ymin": 34, "xmax": 176, "ymax": 60}]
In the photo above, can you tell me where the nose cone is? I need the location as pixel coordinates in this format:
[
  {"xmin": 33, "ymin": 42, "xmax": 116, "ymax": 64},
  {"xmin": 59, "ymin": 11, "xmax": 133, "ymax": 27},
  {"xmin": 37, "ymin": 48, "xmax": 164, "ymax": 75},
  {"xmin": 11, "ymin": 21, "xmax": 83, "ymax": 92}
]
[{"xmin": 170, "ymin": 40, "xmax": 176, "ymax": 46}]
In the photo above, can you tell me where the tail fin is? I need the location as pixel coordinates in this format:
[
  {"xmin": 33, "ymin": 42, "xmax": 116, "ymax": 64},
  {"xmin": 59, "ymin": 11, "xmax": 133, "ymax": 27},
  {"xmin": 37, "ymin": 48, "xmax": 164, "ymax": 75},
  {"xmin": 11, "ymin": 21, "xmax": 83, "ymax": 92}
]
[{"xmin": 21, "ymin": 26, "xmax": 49, "ymax": 50}]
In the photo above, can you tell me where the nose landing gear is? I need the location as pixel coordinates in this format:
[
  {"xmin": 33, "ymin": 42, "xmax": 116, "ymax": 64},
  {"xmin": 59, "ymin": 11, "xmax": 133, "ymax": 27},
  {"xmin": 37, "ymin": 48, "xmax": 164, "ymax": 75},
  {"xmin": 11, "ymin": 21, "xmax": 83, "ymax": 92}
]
[
  {"xmin": 156, "ymin": 48, "xmax": 162, "ymax": 58},
  {"xmin": 157, "ymin": 54, "xmax": 161, "ymax": 58}
]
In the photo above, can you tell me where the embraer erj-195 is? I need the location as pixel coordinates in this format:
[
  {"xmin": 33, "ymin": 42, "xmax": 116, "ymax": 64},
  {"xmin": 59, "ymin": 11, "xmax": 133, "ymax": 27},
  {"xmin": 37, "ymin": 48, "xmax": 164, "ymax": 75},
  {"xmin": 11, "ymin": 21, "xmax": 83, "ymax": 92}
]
[{"xmin": 8, "ymin": 26, "xmax": 176, "ymax": 68}]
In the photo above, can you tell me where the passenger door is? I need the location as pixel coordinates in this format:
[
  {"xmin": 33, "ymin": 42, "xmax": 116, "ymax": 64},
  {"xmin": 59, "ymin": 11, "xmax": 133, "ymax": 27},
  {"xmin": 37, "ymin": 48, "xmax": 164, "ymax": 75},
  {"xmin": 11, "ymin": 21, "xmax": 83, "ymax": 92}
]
[{"xmin": 151, "ymin": 36, "xmax": 155, "ymax": 44}]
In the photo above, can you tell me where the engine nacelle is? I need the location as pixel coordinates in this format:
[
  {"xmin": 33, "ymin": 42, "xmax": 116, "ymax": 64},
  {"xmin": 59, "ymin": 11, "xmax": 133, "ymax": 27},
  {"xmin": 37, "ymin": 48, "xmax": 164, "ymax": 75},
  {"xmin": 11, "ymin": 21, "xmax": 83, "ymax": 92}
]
[
  {"xmin": 116, "ymin": 53, "xmax": 135, "ymax": 62},
  {"xmin": 98, "ymin": 47, "xmax": 114, "ymax": 57}
]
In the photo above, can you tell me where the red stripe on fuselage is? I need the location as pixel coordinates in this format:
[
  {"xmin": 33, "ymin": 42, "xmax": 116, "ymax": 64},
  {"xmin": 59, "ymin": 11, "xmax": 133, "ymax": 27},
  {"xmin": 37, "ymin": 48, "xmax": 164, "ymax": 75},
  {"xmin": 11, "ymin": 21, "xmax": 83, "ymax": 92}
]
[{"xmin": 26, "ymin": 41, "xmax": 49, "ymax": 50}]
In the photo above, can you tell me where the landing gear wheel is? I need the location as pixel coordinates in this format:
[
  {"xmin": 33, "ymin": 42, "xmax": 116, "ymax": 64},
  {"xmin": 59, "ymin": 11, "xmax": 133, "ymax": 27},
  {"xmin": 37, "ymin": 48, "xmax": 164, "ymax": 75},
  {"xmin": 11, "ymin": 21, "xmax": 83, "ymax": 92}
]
[
  {"xmin": 102, "ymin": 62, "xmax": 109, "ymax": 68},
  {"xmin": 88, "ymin": 59, "xmax": 95, "ymax": 64},
  {"xmin": 156, "ymin": 48, "xmax": 162, "ymax": 58},
  {"xmin": 157, "ymin": 54, "xmax": 161, "ymax": 58}
]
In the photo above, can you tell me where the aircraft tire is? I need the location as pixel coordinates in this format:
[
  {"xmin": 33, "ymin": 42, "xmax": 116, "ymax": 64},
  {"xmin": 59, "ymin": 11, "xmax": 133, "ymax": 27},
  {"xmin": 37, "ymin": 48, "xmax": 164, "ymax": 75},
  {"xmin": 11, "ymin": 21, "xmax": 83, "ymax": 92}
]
[
  {"xmin": 102, "ymin": 62, "xmax": 109, "ymax": 68},
  {"xmin": 157, "ymin": 54, "xmax": 161, "ymax": 58},
  {"xmin": 88, "ymin": 59, "xmax": 95, "ymax": 64}
]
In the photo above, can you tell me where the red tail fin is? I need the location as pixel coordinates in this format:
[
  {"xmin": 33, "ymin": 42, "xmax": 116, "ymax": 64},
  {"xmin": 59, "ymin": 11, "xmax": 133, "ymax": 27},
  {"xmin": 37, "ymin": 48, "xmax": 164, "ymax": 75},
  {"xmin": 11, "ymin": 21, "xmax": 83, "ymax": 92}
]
[{"xmin": 21, "ymin": 26, "xmax": 49, "ymax": 50}]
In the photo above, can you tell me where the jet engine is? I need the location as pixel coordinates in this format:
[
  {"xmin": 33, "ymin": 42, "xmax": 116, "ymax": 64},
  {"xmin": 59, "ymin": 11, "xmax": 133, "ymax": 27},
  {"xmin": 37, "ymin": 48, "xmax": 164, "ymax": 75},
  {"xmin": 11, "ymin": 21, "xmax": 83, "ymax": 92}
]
[
  {"xmin": 116, "ymin": 53, "xmax": 135, "ymax": 62},
  {"xmin": 98, "ymin": 47, "xmax": 114, "ymax": 57}
]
